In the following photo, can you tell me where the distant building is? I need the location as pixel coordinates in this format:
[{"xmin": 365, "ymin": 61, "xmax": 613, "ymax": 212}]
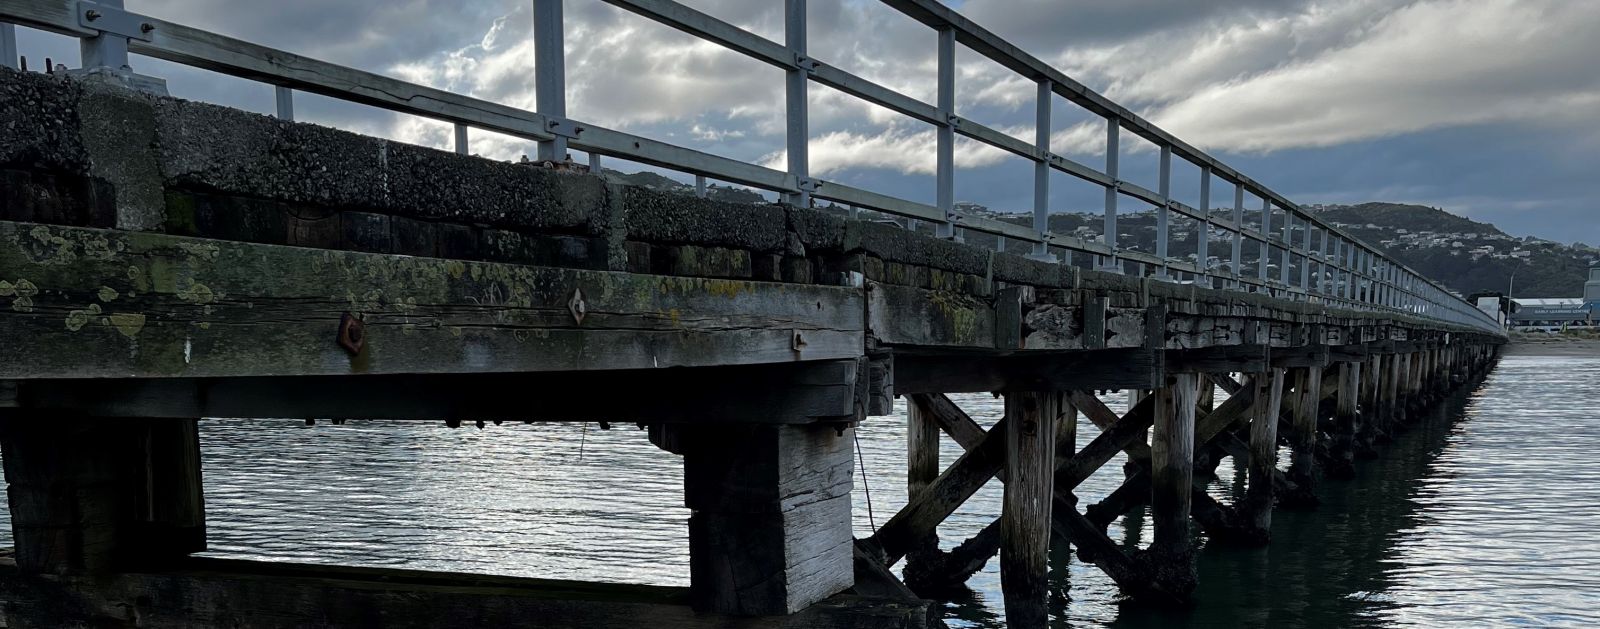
[
  {"xmin": 1587, "ymin": 263, "xmax": 1600, "ymax": 305},
  {"xmin": 1509, "ymin": 298, "xmax": 1592, "ymax": 330}
]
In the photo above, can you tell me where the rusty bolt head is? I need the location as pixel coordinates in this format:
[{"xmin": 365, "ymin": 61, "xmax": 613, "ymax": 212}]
[{"xmin": 337, "ymin": 312, "xmax": 365, "ymax": 355}]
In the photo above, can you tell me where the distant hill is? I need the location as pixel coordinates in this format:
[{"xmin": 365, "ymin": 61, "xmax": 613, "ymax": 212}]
[
  {"xmin": 603, "ymin": 169, "xmax": 768, "ymax": 205},
  {"xmin": 1312, "ymin": 202, "xmax": 1506, "ymax": 238},
  {"xmin": 1308, "ymin": 203, "xmax": 1596, "ymax": 298}
]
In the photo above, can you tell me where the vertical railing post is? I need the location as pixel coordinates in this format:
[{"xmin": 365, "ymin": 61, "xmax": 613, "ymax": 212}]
[
  {"xmin": 1030, "ymin": 79, "xmax": 1052, "ymax": 261},
  {"xmin": 695, "ymin": 174, "xmax": 707, "ymax": 199},
  {"xmin": 534, "ymin": 0, "xmax": 567, "ymax": 163},
  {"xmin": 1102, "ymin": 119, "xmax": 1120, "ymax": 272},
  {"xmin": 79, "ymin": 0, "xmax": 131, "ymax": 73},
  {"xmin": 1197, "ymin": 167, "xmax": 1211, "ymax": 286},
  {"xmin": 454, "ymin": 123, "xmax": 469, "ymax": 155},
  {"xmin": 588, "ymin": 152, "xmax": 602, "ymax": 174},
  {"xmin": 1318, "ymin": 229, "xmax": 1331, "ymax": 296},
  {"xmin": 273, "ymin": 86, "xmax": 295, "ymax": 121},
  {"xmin": 1156, "ymin": 145, "xmax": 1171, "ymax": 279},
  {"xmin": 935, "ymin": 26, "xmax": 956, "ymax": 239},
  {"xmin": 1231, "ymin": 183, "xmax": 1244, "ymax": 287},
  {"xmin": 1279, "ymin": 211, "xmax": 1292, "ymax": 287},
  {"xmin": 1302, "ymin": 222, "xmax": 1314, "ymax": 292},
  {"xmin": 1258, "ymin": 198, "xmax": 1271, "ymax": 284},
  {"xmin": 1, "ymin": 23, "xmax": 17, "ymax": 70},
  {"xmin": 784, "ymin": 0, "xmax": 809, "ymax": 207},
  {"xmin": 1346, "ymin": 244, "xmax": 1358, "ymax": 301}
]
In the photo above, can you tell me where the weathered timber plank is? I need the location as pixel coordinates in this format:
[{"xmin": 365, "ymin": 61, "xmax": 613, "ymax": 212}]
[
  {"xmin": 0, "ymin": 557, "xmax": 930, "ymax": 628},
  {"xmin": 892, "ymin": 347, "xmax": 1159, "ymax": 394},
  {"xmin": 6, "ymin": 360, "xmax": 861, "ymax": 423},
  {"xmin": 0, "ymin": 221, "xmax": 862, "ymax": 379},
  {"xmin": 1165, "ymin": 344, "xmax": 1269, "ymax": 374},
  {"xmin": 866, "ymin": 282, "xmax": 994, "ymax": 348}
]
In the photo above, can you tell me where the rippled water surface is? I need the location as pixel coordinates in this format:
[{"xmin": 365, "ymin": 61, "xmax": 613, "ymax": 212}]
[{"xmin": 3, "ymin": 355, "xmax": 1596, "ymax": 626}]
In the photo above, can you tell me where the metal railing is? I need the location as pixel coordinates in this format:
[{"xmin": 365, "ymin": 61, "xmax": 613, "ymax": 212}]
[{"xmin": 0, "ymin": 0, "xmax": 1505, "ymax": 334}]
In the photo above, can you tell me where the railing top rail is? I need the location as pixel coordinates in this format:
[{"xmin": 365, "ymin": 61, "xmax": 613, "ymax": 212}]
[{"xmin": 0, "ymin": 0, "xmax": 1505, "ymax": 335}]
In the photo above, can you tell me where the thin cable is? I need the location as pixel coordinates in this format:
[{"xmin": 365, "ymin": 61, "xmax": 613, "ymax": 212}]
[
  {"xmin": 578, "ymin": 422, "xmax": 588, "ymax": 461},
  {"xmin": 854, "ymin": 428, "xmax": 876, "ymax": 533}
]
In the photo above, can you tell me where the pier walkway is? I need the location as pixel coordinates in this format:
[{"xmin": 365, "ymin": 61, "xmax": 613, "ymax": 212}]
[{"xmin": 0, "ymin": 1, "xmax": 1504, "ymax": 627}]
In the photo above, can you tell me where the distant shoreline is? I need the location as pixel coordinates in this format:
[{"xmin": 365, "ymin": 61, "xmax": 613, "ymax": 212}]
[{"xmin": 1504, "ymin": 338, "xmax": 1600, "ymax": 356}]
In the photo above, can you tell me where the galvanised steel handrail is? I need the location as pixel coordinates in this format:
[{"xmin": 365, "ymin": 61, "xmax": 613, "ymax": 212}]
[{"xmin": 0, "ymin": 0, "xmax": 1505, "ymax": 334}]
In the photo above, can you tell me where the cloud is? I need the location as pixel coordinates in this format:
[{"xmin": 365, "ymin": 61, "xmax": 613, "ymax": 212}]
[{"xmin": 1136, "ymin": 0, "xmax": 1600, "ymax": 152}]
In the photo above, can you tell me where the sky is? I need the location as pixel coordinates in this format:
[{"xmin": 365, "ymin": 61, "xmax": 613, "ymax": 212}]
[{"xmin": 12, "ymin": 0, "xmax": 1600, "ymax": 244}]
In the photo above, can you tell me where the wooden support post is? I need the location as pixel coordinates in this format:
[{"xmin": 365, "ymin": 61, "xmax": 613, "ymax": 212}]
[
  {"xmin": 1286, "ymin": 365, "xmax": 1322, "ymax": 505},
  {"xmin": 1000, "ymin": 392, "xmax": 1058, "ymax": 628},
  {"xmin": 1384, "ymin": 353, "xmax": 1401, "ymax": 434},
  {"xmin": 0, "ymin": 417, "xmax": 206, "ymax": 575},
  {"xmin": 682, "ymin": 424, "xmax": 854, "ymax": 615},
  {"xmin": 1150, "ymin": 374, "xmax": 1198, "ymax": 560},
  {"xmin": 905, "ymin": 397, "xmax": 941, "ymax": 562},
  {"xmin": 1197, "ymin": 374, "xmax": 1215, "ymax": 415},
  {"xmin": 1243, "ymin": 369, "xmax": 1285, "ymax": 540},
  {"xmin": 1328, "ymin": 361, "xmax": 1361, "ymax": 479}
]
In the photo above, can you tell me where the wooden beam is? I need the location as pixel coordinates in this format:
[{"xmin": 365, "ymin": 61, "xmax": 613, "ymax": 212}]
[
  {"xmin": 907, "ymin": 393, "xmax": 985, "ymax": 448},
  {"xmin": 867, "ymin": 283, "xmax": 995, "ymax": 348},
  {"xmin": 1000, "ymin": 392, "xmax": 1057, "ymax": 628},
  {"xmin": 6, "ymin": 360, "xmax": 862, "ymax": 424},
  {"xmin": 891, "ymin": 347, "xmax": 1160, "ymax": 394},
  {"xmin": 0, "ymin": 556, "xmax": 931, "ymax": 628},
  {"xmin": 862, "ymin": 417, "xmax": 1010, "ymax": 566},
  {"xmin": 0, "ymin": 221, "xmax": 863, "ymax": 380},
  {"xmin": 1165, "ymin": 344, "xmax": 1269, "ymax": 374}
]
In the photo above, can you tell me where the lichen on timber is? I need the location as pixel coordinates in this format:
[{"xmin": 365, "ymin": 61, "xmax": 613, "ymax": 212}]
[
  {"xmin": 65, "ymin": 303, "xmax": 103, "ymax": 331},
  {"xmin": 927, "ymin": 290, "xmax": 983, "ymax": 344},
  {"xmin": 108, "ymin": 313, "xmax": 147, "ymax": 338}
]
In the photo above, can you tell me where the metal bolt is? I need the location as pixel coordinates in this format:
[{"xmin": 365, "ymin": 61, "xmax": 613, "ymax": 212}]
[
  {"xmin": 85, "ymin": 9, "xmax": 101, "ymax": 20},
  {"xmin": 568, "ymin": 288, "xmax": 587, "ymax": 324},
  {"xmin": 141, "ymin": 23, "xmax": 154, "ymax": 33}
]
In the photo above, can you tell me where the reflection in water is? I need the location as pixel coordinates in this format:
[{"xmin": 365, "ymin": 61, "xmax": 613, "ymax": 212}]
[{"xmin": 0, "ymin": 356, "xmax": 1595, "ymax": 626}]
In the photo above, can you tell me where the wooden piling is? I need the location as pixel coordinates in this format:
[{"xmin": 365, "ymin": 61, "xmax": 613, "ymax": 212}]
[
  {"xmin": 682, "ymin": 424, "xmax": 855, "ymax": 615},
  {"xmin": 1000, "ymin": 392, "xmax": 1059, "ymax": 628},
  {"xmin": 1329, "ymin": 361, "xmax": 1362, "ymax": 478},
  {"xmin": 906, "ymin": 397, "xmax": 941, "ymax": 562},
  {"xmin": 0, "ymin": 417, "xmax": 206, "ymax": 575},
  {"xmin": 1243, "ymin": 369, "xmax": 1285, "ymax": 538},
  {"xmin": 1150, "ymin": 374, "xmax": 1198, "ymax": 558},
  {"xmin": 1287, "ymin": 365, "xmax": 1322, "ymax": 497}
]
